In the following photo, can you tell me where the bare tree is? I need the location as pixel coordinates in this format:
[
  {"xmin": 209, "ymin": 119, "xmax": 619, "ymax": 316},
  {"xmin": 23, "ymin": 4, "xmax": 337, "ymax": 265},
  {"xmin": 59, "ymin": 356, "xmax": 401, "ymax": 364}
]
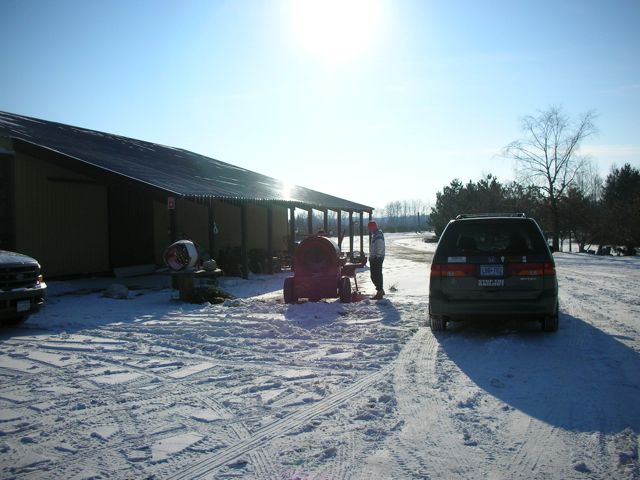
[
  {"xmin": 573, "ymin": 160, "xmax": 603, "ymax": 204},
  {"xmin": 503, "ymin": 106, "xmax": 597, "ymax": 251}
]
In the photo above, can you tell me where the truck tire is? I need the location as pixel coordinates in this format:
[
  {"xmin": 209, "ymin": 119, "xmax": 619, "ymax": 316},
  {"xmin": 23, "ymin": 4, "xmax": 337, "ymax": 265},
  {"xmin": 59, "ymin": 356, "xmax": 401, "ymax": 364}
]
[
  {"xmin": 339, "ymin": 277, "xmax": 352, "ymax": 303},
  {"xmin": 283, "ymin": 277, "xmax": 297, "ymax": 304}
]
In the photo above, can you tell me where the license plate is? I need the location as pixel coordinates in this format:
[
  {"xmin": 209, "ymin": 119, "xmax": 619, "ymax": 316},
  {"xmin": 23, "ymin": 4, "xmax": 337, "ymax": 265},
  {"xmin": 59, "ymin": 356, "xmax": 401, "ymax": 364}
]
[
  {"xmin": 478, "ymin": 279, "xmax": 505, "ymax": 287},
  {"xmin": 16, "ymin": 300, "xmax": 31, "ymax": 312},
  {"xmin": 480, "ymin": 264, "xmax": 504, "ymax": 277}
]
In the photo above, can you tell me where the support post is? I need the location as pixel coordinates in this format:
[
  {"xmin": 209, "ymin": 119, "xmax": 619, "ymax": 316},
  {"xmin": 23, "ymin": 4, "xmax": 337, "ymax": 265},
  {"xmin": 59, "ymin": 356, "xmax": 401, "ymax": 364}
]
[
  {"xmin": 168, "ymin": 206, "xmax": 177, "ymax": 244},
  {"xmin": 241, "ymin": 204, "xmax": 248, "ymax": 279},
  {"xmin": 359, "ymin": 211, "xmax": 364, "ymax": 254},
  {"xmin": 208, "ymin": 200, "xmax": 217, "ymax": 261},
  {"xmin": 307, "ymin": 208, "xmax": 313, "ymax": 235},
  {"xmin": 349, "ymin": 211, "xmax": 354, "ymax": 256},
  {"xmin": 168, "ymin": 198, "xmax": 178, "ymax": 290},
  {"xmin": 289, "ymin": 206, "xmax": 296, "ymax": 256},
  {"xmin": 267, "ymin": 205, "xmax": 273, "ymax": 274},
  {"xmin": 336, "ymin": 210, "xmax": 342, "ymax": 251}
]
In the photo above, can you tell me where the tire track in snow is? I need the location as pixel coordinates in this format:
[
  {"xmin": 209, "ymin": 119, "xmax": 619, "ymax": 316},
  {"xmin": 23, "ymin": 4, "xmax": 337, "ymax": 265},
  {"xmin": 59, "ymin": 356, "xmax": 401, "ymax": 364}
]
[
  {"xmin": 6, "ymin": 332, "xmax": 362, "ymax": 480},
  {"xmin": 312, "ymin": 429, "xmax": 357, "ymax": 480},
  {"xmin": 333, "ymin": 430, "xmax": 358, "ymax": 480},
  {"xmin": 371, "ymin": 327, "xmax": 476, "ymax": 478},
  {"xmin": 22, "ymin": 366, "xmax": 267, "ymax": 480},
  {"xmin": 506, "ymin": 420, "xmax": 562, "ymax": 479},
  {"xmin": 165, "ymin": 366, "xmax": 390, "ymax": 480},
  {"xmin": 200, "ymin": 397, "xmax": 281, "ymax": 480},
  {"xmin": 381, "ymin": 328, "xmax": 436, "ymax": 477}
]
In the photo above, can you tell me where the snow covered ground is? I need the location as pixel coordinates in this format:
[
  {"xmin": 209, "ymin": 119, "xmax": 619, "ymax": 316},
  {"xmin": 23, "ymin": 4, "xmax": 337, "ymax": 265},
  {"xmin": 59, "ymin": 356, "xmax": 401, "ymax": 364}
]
[{"xmin": 1, "ymin": 233, "xmax": 638, "ymax": 479}]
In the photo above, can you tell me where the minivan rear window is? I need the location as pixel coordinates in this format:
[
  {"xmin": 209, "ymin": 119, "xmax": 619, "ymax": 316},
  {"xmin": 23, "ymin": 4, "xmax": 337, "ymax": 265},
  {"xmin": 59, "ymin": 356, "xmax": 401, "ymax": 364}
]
[{"xmin": 438, "ymin": 221, "xmax": 548, "ymax": 257}]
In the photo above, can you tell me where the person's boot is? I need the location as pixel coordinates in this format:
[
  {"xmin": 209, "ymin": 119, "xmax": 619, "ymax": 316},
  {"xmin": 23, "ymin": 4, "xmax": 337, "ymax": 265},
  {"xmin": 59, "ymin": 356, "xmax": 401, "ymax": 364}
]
[{"xmin": 372, "ymin": 289, "xmax": 384, "ymax": 300}]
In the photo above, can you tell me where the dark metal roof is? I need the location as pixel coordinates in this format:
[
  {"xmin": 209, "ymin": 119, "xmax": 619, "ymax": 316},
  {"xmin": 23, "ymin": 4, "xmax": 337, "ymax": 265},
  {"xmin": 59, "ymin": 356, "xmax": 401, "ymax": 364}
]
[{"xmin": 0, "ymin": 111, "xmax": 373, "ymax": 212}]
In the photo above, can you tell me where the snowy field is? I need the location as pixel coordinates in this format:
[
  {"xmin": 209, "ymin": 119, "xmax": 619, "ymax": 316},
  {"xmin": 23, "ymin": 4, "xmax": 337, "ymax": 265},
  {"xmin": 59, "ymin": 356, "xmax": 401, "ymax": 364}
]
[{"xmin": 1, "ymin": 233, "xmax": 639, "ymax": 479}]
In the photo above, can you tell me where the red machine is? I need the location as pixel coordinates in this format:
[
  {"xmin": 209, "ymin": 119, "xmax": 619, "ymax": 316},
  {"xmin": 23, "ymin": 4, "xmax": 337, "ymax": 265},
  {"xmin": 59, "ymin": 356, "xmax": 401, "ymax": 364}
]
[{"xmin": 283, "ymin": 235, "xmax": 365, "ymax": 304}]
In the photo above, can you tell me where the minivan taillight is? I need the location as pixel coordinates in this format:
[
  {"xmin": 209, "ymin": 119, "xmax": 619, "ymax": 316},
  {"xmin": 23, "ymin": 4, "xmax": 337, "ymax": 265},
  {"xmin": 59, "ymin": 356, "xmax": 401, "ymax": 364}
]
[
  {"xmin": 507, "ymin": 263, "xmax": 544, "ymax": 276},
  {"xmin": 543, "ymin": 262, "xmax": 556, "ymax": 276},
  {"xmin": 430, "ymin": 264, "xmax": 441, "ymax": 277},
  {"xmin": 506, "ymin": 262, "xmax": 556, "ymax": 277},
  {"xmin": 430, "ymin": 263, "xmax": 475, "ymax": 277}
]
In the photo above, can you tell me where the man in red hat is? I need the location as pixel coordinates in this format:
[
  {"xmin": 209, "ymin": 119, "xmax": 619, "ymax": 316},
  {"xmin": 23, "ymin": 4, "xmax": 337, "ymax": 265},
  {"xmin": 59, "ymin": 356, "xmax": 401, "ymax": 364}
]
[{"xmin": 367, "ymin": 220, "xmax": 386, "ymax": 300}]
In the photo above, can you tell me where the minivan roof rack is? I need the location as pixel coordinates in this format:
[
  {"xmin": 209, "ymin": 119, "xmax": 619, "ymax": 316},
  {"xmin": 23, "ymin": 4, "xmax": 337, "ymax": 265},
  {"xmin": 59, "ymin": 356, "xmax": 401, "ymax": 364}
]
[{"xmin": 455, "ymin": 213, "xmax": 527, "ymax": 219}]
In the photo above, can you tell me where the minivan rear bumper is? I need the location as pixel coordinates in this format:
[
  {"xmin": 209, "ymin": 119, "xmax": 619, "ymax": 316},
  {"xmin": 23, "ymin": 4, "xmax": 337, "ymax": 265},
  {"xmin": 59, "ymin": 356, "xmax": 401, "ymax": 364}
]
[{"xmin": 429, "ymin": 289, "xmax": 557, "ymax": 319}]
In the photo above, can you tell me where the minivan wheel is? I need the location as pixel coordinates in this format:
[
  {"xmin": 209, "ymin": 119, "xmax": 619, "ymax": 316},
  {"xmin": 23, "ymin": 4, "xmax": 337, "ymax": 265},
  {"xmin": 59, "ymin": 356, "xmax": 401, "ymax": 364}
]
[
  {"xmin": 542, "ymin": 310, "xmax": 559, "ymax": 332},
  {"xmin": 430, "ymin": 314, "xmax": 446, "ymax": 331}
]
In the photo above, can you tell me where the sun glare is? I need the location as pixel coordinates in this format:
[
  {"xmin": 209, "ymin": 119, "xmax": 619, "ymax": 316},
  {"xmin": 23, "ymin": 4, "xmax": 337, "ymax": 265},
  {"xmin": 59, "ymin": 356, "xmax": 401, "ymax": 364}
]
[
  {"xmin": 290, "ymin": 0, "xmax": 383, "ymax": 64},
  {"xmin": 280, "ymin": 182, "xmax": 294, "ymax": 200}
]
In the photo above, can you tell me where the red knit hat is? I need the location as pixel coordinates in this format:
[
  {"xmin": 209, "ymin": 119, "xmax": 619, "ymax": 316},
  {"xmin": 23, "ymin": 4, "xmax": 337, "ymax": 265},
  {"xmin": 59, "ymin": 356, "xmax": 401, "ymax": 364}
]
[{"xmin": 367, "ymin": 221, "xmax": 378, "ymax": 231}]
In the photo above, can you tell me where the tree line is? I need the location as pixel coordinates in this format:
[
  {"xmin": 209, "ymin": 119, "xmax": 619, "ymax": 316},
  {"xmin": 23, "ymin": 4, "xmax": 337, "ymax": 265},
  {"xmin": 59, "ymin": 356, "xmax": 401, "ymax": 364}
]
[
  {"xmin": 429, "ymin": 164, "xmax": 639, "ymax": 255},
  {"xmin": 374, "ymin": 199, "xmax": 430, "ymax": 232},
  {"xmin": 292, "ymin": 199, "xmax": 431, "ymax": 237},
  {"xmin": 292, "ymin": 159, "xmax": 639, "ymax": 256}
]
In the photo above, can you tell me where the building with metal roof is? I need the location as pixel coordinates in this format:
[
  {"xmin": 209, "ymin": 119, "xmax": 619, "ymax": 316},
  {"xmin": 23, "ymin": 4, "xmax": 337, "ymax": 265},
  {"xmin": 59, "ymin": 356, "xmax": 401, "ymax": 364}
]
[{"xmin": 0, "ymin": 111, "xmax": 373, "ymax": 278}]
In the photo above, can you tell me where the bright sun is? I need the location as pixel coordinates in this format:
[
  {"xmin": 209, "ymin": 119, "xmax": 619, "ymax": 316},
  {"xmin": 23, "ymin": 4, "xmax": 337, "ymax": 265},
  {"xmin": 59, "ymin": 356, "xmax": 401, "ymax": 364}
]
[{"xmin": 290, "ymin": 0, "xmax": 383, "ymax": 64}]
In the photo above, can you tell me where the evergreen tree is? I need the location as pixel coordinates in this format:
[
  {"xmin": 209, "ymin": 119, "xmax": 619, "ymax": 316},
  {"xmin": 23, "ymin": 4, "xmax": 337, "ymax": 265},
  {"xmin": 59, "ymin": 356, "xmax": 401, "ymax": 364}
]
[{"xmin": 601, "ymin": 164, "xmax": 640, "ymax": 255}]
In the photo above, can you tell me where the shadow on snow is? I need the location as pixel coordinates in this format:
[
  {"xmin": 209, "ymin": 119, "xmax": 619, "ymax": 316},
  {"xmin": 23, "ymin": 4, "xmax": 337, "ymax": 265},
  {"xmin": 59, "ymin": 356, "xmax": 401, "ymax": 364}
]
[
  {"xmin": 435, "ymin": 313, "xmax": 640, "ymax": 434},
  {"xmin": 283, "ymin": 298, "xmax": 402, "ymax": 329}
]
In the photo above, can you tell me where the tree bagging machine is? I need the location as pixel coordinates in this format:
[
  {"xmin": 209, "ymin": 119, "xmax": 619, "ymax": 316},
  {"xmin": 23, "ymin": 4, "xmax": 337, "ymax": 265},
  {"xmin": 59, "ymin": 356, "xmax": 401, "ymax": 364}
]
[{"xmin": 283, "ymin": 234, "xmax": 367, "ymax": 303}]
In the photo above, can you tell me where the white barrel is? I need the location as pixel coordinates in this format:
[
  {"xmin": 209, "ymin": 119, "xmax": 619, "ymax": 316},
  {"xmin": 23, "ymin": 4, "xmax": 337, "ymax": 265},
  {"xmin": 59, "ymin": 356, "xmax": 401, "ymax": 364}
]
[{"xmin": 163, "ymin": 240, "xmax": 199, "ymax": 271}]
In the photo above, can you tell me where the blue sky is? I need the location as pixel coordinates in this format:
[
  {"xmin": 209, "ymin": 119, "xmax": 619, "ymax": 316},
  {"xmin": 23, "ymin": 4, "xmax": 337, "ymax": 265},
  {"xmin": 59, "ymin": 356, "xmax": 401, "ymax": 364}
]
[{"xmin": 1, "ymin": 0, "xmax": 638, "ymax": 210}]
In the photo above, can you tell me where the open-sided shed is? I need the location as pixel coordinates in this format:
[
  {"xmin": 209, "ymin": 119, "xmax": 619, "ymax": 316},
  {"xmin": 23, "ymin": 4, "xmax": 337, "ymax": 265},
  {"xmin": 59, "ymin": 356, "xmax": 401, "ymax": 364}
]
[{"xmin": 0, "ymin": 111, "xmax": 373, "ymax": 278}]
